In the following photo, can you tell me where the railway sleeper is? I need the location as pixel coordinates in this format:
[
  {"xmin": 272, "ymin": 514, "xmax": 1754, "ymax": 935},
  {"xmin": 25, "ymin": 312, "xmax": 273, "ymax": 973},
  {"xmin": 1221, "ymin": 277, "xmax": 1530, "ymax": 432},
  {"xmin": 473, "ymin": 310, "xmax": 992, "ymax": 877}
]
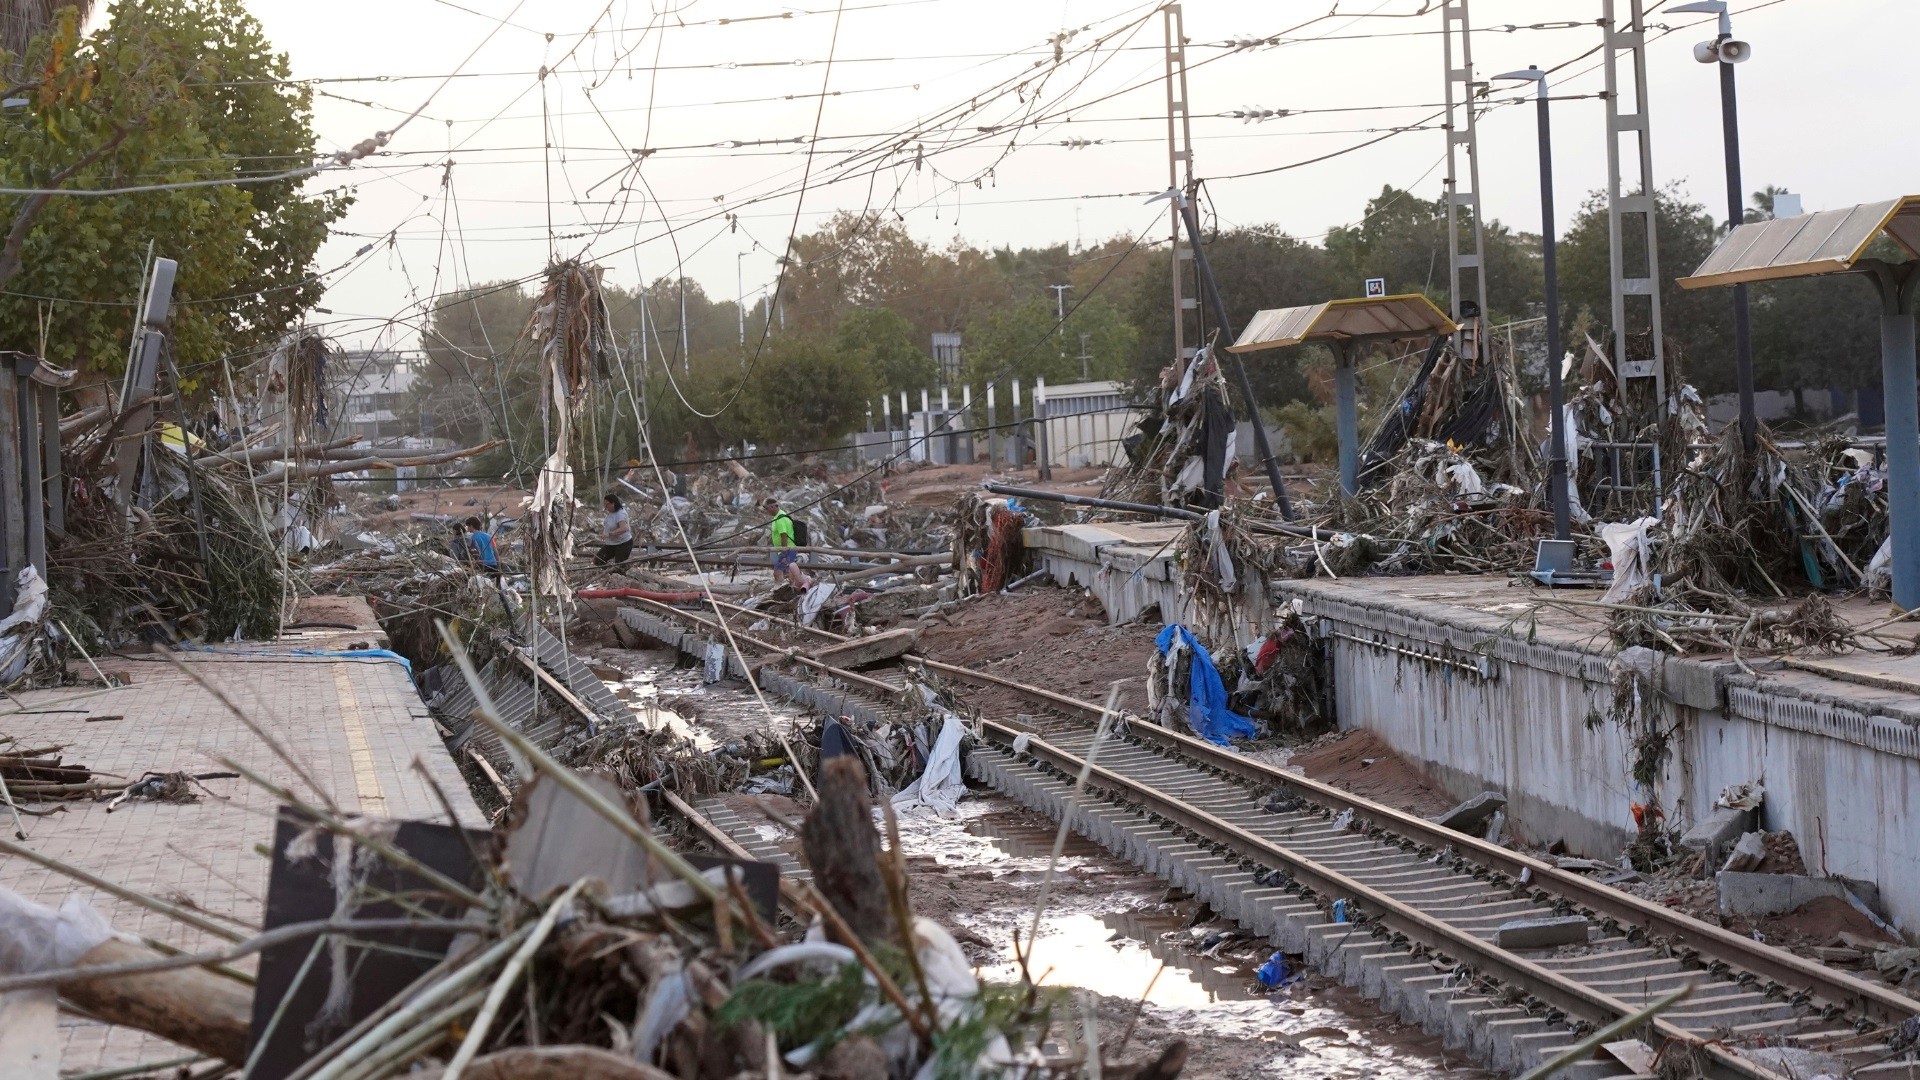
[{"xmin": 620, "ymin": 605, "xmax": 1868, "ymax": 1080}]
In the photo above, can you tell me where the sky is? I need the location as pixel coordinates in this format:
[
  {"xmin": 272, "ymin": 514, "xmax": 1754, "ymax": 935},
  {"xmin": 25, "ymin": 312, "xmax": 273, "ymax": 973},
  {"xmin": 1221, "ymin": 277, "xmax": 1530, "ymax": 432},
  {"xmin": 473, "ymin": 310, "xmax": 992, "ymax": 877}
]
[{"xmin": 231, "ymin": 0, "xmax": 1913, "ymax": 350}]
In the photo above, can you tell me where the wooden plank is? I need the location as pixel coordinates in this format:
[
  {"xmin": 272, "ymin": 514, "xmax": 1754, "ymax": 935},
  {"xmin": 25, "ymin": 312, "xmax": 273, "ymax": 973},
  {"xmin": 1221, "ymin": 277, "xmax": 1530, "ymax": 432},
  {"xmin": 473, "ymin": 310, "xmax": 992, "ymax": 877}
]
[
  {"xmin": 803, "ymin": 627, "xmax": 920, "ymax": 670},
  {"xmin": 504, "ymin": 774, "xmax": 651, "ymax": 898},
  {"xmin": 510, "ymin": 647, "xmax": 604, "ymax": 721},
  {"xmin": 0, "ymin": 988, "xmax": 59, "ymax": 1080}
]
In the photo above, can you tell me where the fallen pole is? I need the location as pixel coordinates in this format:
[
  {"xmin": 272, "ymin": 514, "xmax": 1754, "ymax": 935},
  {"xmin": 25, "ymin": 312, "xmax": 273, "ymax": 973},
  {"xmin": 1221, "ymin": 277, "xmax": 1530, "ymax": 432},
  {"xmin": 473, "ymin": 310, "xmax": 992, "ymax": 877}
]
[
  {"xmin": 985, "ymin": 481, "xmax": 1368, "ymax": 544},
  {"xmin": 981, "ymin": 483, "xmax": 1205, "ymax": 522},
  {"xmin": 575, "ymin": 588, "xmax": 707, "ymax": 603}
]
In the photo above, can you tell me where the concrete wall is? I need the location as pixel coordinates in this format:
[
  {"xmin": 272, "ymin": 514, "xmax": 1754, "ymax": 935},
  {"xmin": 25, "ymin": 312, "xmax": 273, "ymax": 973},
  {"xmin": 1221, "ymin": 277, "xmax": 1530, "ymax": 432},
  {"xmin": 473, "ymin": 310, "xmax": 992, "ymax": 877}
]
[
  {"xmin": 1280, "ymin": 581, "xmax": 1920, "ymax": 933},
  {"xmin": 1040, "ymin": 408, "xmax": 1142, "ymax": 469}
]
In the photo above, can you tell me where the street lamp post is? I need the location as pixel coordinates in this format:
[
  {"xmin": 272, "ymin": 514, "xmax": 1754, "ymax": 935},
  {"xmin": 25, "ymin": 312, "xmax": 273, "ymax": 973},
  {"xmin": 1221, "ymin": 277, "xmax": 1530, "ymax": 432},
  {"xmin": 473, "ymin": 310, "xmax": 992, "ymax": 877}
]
[
  {"xmin": 1495, "ymin": 65, "xmax": 1571, "ymax": 546},
  {"xmin": 1672, "ymin": 0, "xmax": 1757, "ymax": 453}
]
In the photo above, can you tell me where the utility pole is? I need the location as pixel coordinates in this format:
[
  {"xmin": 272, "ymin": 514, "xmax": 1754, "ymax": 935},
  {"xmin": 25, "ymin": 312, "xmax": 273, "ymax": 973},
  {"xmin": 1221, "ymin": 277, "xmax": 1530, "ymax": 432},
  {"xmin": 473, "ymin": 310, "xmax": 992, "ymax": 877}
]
[
  {"xmin": 1048, "ymin": 284, "xmax": 1071, "ymax": 360},
  {"xmin": 1440, "ymin": 0, "xmax": 1490, "ymax": 361},
  {"xmin": 1077, "ymin": 332, "xmax": 1092, "ymax": 381},
  {"xmin": 1161, "ymin": 3, "xmax": 1292, "ymax": 518},
  {"xmin": 1672, "ymin": 0, "xmax": 1756, "ymax": 453},
  {"xmin": 1603, "ymin": 0, "xmax": 1669, "ymax": 503},
  {"xmin": 1163, "ymin": 3, "xmax": 1197, "ymax": 363},
  {"xmin": 737, "ymin": 251, "xmax": 747, "ymax": 358}
]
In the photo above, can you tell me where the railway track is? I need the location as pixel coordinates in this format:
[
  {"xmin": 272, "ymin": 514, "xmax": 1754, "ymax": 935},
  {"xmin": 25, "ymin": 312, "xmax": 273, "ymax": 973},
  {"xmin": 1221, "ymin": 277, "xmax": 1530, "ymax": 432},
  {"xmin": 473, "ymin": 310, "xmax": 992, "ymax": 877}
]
[{"xmin": 618, "ymin": 596, "xmax": 1917, "ymax": 1080}]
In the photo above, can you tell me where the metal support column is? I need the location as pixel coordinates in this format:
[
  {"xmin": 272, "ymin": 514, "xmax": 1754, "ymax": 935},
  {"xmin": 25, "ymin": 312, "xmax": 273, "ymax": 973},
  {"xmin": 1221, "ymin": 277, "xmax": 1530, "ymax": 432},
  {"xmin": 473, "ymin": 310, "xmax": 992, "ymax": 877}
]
[
  {"xmin": 1163, "ymin": 4, "xmax": 1197, "ymax": 362},
  {"xmin": 1602, "ymin": 0, "xmax": 1668, "ymax": 398},
  {"xmin": 1034, "ymin": 378, "xmax": 1051, "ymax": 481},
  {"xmin": 1171, "ymin": 194, "xmax": 1296, "ymax": 517},
  {"xmin": 0, "ymin": 363, "xmax": 19, "ymax": 609},
  {"xmin": 1873, "ymin": 263, "xmax": 1920, "ymax": 611},
  {"xmin": 39, "ymin": 384, "xmax": 61, "ymax": 535},
  {"xmin": 113, "ymin": 258, "xmax": 178, "ymax": 510},
  {"xmin": 1334, "ymin": 345, "xmax": 1358, "ymax": 498},
  {"xmin": 1441, "ymin": 0, "xmax": 1490, "ymax": 357},
  {"xmin": 15, "ymin": 357, "xmax": 44, "ymax": 577}
]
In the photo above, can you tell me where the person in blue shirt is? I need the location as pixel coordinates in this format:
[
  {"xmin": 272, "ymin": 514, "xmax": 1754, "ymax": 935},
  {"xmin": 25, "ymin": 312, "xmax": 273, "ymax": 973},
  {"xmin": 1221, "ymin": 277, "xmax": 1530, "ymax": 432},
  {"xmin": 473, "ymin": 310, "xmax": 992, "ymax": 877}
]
[{"xmin": 463, "ymin": 516, "xmax": 499, "ymax": 570}]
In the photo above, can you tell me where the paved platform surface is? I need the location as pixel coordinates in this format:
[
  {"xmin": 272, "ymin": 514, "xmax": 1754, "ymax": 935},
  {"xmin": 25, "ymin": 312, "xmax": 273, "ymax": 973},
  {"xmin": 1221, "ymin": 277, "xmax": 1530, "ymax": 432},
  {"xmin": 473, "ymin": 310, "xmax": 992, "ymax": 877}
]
[
  {"xmin": 0, "ymin": 597, "xmax": 481, "ymax": 1072},
  {"xmin": 1279, "ymin": 573, "xmax": 1920, "ymax": 721}
]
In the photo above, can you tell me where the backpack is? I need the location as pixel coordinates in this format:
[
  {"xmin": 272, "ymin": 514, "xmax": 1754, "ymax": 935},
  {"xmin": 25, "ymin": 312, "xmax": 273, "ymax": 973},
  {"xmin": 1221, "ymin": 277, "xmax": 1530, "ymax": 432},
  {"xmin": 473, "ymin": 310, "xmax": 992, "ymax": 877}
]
[{"xmin": 790, "ymin": 516, "xmax": 810, "ymax": 547}]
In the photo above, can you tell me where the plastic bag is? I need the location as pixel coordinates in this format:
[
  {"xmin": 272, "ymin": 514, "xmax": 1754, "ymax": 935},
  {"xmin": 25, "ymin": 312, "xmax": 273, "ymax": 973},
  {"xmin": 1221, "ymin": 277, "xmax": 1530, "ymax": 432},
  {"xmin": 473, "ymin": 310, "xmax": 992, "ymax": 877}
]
[
  {"xmin": 1152, "ymin": 624, "xmax": 1256, "ymax": 746},
  {"xmin": 892, "ymin": 712, "xmax": 966, "ymax": 816},
  {"xmin": 0, "ymin": 887, "xmax": 118, "ymax": 975}
]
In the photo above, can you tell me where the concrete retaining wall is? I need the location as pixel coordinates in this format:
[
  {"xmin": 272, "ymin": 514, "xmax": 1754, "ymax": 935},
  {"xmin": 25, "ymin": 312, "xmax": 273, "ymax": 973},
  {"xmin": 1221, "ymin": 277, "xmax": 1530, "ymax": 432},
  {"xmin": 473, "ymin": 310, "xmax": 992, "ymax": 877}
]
[{"xmin": 1279, "ymin": 581, "xmax": 1920, "ymax": 934}]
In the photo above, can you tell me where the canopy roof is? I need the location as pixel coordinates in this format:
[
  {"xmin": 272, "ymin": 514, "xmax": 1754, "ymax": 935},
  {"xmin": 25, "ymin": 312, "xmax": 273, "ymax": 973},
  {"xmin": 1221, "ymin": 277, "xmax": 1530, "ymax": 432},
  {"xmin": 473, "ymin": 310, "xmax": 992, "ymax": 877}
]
[
  {"xmin": 1228, "ymin": 294, "xmax": 1457, "ymax": 354},
  {"xmin": 1679, "ymin": 196, "xmax": 1920, "ymax": 290}
]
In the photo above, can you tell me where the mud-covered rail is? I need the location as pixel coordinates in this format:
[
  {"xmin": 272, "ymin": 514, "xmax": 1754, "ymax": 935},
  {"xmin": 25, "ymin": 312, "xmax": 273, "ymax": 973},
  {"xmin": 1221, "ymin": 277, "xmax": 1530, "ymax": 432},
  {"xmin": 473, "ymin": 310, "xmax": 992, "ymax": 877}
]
[{"xmin": 618, "ymin": 595, "xmax": 1913, "ymax": 1080}]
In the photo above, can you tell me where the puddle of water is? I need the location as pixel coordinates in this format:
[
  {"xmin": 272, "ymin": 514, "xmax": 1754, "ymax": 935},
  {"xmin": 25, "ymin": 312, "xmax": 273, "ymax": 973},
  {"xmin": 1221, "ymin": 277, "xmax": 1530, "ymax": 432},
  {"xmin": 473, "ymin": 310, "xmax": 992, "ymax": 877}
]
[
  {"xmin": 885, "ymin": 801, "xmax": 1111, "ymax": 881},
  {"xmin": 601, "ymin": 663, "xmax": 718, "ymax": 750},
  {"xmin": 965, "ymin": 813, "xmax": 1106, "ymax": 861},
  {"xmin": 995, "ymin": 912, "xmax": 1495, "ymax": 1078},
  {"xmin": 983, "ymin": 910, "xmax": 1256, "ymax": 1009}
]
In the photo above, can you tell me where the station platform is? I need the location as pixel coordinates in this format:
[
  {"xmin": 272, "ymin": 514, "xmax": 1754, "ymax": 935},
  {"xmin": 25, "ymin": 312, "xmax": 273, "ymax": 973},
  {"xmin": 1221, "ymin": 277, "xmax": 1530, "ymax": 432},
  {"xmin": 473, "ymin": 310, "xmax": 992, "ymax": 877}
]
[
  {"xmin": 0, "ymin": 596, "xmax": 480, "ymax": 1071},
  {"xmin": 1275, "ymin": 574, "xmax": 1920, "ymax": 932}
]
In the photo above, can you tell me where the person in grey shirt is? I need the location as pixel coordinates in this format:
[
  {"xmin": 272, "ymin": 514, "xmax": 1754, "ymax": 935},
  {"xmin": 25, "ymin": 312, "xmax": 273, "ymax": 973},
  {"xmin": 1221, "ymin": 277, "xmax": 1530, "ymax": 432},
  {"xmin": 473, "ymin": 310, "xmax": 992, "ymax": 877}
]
[{"xmin": 596, "ymin": 492, "xmax": 634, "ymax": 566}]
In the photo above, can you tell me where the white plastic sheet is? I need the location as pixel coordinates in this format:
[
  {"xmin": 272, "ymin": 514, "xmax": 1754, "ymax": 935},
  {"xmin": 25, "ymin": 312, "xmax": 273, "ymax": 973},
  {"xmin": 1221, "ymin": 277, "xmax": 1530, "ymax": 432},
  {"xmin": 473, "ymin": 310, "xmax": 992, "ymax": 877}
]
[
  {"xmin": 798, "ymin": 582, "xmax": 839, "ymax": 627},
  {"xmin": 1599, "ymin": 517, "xmax": 1660, "ymax": 605},
  {"xmin": 1867, "ymin": 536, "xmax": 1894, "ymax": 595},
  {"xmin": 0, "ymin": 887, "xmax": 117, "ymax": 976},
  {"xmin": 0, "ymin": 567, "xmax": 49, "ymax": 684},
  {"xmin": 891, "ymin": 712, "xmax": 966, "ymax": 816}
]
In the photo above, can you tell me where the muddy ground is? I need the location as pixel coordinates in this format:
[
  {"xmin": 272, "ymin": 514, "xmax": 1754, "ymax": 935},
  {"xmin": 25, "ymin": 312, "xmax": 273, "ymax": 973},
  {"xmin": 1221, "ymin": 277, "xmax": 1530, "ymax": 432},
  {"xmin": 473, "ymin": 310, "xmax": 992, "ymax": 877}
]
[
  {"xmin": 590, "ymin": 644, "xmax": 1492, "ymax": 1079},
  {"xmin": 913, "ymin": 588, "xmax": 1157, "ymax": 715}
]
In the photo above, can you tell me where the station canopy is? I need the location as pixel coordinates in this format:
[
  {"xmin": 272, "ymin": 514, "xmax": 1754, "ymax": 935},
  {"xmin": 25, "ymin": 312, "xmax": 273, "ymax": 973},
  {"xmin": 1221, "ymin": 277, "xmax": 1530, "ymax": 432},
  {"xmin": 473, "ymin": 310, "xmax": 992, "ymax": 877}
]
[
  {"xmin": 1228, "ymin": 294, "xmax": 1457, "ymax": 354},
  {"xmin": 1679, "ymin": 195, "xmax": 1920, "ymax": 289}
]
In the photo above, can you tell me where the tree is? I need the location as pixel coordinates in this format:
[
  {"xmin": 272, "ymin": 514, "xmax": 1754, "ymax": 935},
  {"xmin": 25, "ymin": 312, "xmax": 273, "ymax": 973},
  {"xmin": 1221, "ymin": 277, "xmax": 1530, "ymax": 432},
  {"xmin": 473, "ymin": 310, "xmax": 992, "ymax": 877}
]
[
  {"xmin": 1742, "ymin": 185, "xmax": 1883, "ymax": 403},
  {"xmin": 1124, "ymin": 225, "xmax": 1335, "ymax": 408},
  {"xmin": 414, "ymin": 282, "xmax": 534, "ymax": 446},
  {"xmin": 962, "ymin": 294, "xmax": 1138, "ymax": 386},
  {"xmin": 1322, "ymin": 185, "xmax": 1542, "ymax": 326},
  {"xmin": 1555, "ymin": 186, "xmax": 1729, "ymax": 389},
  {"xmin": 739, "ymin": 336, "xmax": 876, "ymax": 447},
  {"xmin": 835, "ymin": 307, "xmax": 934, "ymax": 395},
  {"xmin": 0, "ymin": 0, "xmax": 348, "ymax": 386},
  {"xmin": 780, "ymin": 211, "xmax": 931, "ymax": 333}
]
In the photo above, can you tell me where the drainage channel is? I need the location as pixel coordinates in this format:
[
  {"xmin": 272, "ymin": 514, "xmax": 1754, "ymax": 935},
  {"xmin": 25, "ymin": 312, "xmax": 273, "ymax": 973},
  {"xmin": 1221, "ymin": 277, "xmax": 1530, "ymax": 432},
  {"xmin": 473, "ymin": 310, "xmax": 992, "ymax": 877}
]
[{"xmin": 613, "ymin": 600, "xmax": 1908, "ymax": 1080}]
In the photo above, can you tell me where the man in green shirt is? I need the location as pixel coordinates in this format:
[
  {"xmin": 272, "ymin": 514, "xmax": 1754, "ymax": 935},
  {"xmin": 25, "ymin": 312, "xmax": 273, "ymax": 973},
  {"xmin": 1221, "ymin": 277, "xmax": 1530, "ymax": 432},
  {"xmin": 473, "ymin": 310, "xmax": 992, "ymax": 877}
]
[{"xmin": 763, "ymin": 496, "xmax": 808, "ymax": 588}]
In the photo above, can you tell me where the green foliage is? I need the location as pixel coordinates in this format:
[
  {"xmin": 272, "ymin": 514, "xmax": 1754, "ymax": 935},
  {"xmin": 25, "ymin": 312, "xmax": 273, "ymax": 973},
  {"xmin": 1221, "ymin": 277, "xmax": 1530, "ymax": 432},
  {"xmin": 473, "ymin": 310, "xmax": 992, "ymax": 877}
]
[
  {"xmin": 928, "ymin": 982, "xmax": 1061, "ymax": 1080},
  {"xmin": 1322, "ymin": 185, "xmax": 1542, "ymax": 325},
  {"xmin": 1269, "ymin": 341, "xmax": 1417, "ymax": 464},
  {"xmin": 1274, "ymin": 399, "xmax": 1335, "ymax": 464},
  {"xmin": 0, "ymin": 0, "xmax": 347, "ymax": 380},
  {"xmin": 836, "ymin": 306, "xmax": 935, "ymax": 394},
  {"xmin": 717, "ymin": 964, "xmax": 870, "ymax": 1052},
  {"xmin": 1558, "ymin": 184, "xmax": 1891, "ymax": 398},
  {"xmin": 739, "ymin": 336, "xmax": 878, "ymax": 446},
  {"xmin": 1123, "ymin": 224, "xmax": 1336, "ymax": 408},
  {"xmin": 415, "ymin": 282, "xmax": 535, "ymax": 447},
  {"xmin": 1556, "ymin": 186, "xmax": 1727, "ymax": 384},
  {"xmin": 961, "ymin": 295, "xmax": 1137, "ymax": 385}
]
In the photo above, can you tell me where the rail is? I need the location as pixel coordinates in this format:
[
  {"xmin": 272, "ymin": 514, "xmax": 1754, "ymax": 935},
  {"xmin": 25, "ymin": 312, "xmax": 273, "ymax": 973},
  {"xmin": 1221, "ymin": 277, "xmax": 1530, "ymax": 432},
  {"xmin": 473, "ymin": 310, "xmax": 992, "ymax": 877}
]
[{"xmin": 622, "ymin": 596, "xmax": 1914, "ymax": 1076}]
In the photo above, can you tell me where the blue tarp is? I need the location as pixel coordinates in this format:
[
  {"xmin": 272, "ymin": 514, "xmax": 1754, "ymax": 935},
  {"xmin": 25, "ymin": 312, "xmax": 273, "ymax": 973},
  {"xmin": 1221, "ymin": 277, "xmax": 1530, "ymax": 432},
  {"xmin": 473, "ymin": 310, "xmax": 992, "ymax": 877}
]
[
  {"xmin": 1153, "ymin": 624, "xmax": 1256, "ymax": 746},
  {"xmin": 293, "ymin": 648, "xmax": 413, "ymax": 674}
]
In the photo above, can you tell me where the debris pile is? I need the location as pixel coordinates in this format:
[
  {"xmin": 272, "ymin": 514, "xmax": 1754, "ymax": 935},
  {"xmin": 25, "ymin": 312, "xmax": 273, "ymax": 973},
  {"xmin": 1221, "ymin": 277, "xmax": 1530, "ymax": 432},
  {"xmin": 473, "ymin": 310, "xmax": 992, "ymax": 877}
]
[
  {"xmin": 51, "ymin": 414, "xmax": 285, "ymax": 648},
  {"xmin": 0, "ymin": 675, "xmax": 1180, "ymax": 1079},
  {"xmin": 1107, "ymin": 344, "xmax": 1237, "ymax": 510}
]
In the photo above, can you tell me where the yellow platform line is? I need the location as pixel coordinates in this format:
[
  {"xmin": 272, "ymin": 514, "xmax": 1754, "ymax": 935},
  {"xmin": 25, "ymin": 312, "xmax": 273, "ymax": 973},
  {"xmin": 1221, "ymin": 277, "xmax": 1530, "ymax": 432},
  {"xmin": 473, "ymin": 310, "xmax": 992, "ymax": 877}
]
[{"xmin": 333, "ymin": 665, "xmax": 389, "ymax": 816}]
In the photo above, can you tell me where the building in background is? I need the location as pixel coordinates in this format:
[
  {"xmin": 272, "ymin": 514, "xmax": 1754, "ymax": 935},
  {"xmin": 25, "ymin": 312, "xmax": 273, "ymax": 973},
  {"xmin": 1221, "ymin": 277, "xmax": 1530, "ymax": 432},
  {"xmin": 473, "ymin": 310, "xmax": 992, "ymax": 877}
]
[
  {"xmin": 931, "ymin": 332, "xmax": 962, "ymax": 382},
  {"xmin": 333, "ymin": 349, "xmax": 426, "ymax": 445}
]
